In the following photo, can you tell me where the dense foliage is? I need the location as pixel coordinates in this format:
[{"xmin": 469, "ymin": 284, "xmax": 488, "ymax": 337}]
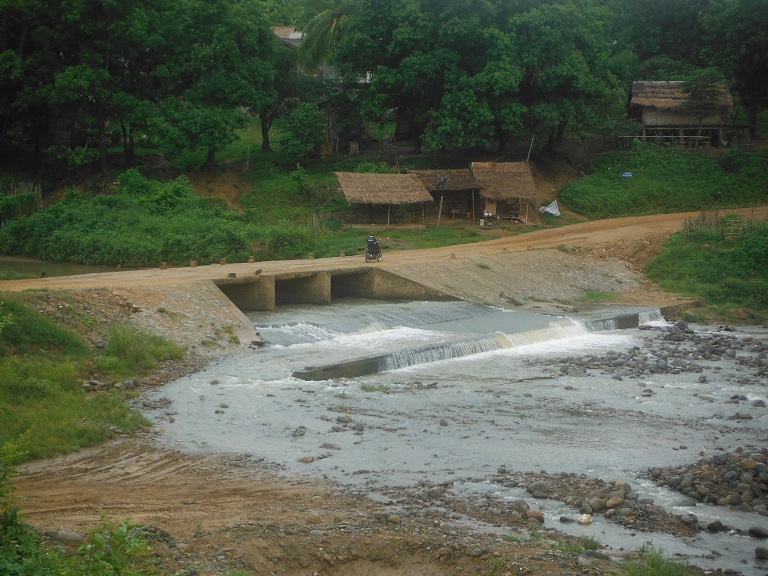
[
  {"xmin": 2, "ymin": 0, "xmax": 767, "ymax": 166},
  {"xmin": 559, "ymin": 146, "xmax": 768, "ymax": 218}
]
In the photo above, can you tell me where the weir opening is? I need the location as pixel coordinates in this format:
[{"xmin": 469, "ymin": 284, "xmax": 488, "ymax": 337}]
[{"xmin": 215, "ymin": 267, "xmax": 454, "ymax": 311}]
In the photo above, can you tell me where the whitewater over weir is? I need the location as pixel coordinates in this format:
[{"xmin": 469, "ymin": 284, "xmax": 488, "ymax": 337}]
[{"xmin": 143, "ymin": 299, "xmax": 768, "ymax": 575}]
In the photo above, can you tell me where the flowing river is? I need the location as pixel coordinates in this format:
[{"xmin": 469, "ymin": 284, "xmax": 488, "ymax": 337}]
[{"xmin": 143, "ymin": 299, "xmax": 768, "ymax": 575}]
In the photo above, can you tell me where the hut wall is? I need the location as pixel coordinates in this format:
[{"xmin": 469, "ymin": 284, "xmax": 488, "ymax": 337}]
[{"xmin": 642, "ymin": 109, "xmax": 729, "ymax": 127}]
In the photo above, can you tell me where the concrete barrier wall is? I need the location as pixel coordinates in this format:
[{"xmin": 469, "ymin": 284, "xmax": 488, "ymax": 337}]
[{"xmin": 215, "ymin": 276, "xmax": 276, "ymax": 311}]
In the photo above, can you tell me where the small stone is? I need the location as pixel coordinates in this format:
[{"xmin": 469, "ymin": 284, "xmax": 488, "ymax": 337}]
[{"xmin": 525, "ymin": 509, "xmax": 544, "ymax": 523}]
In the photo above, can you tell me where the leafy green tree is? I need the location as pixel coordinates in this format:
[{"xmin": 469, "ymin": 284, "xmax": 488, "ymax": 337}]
[
  {"xmin": 509, "ymin": 1, "xmax": 626, "ymax": 150},
  {"xmin": 604, "ymin": 0, "xmax": 713, "ymax": 79},
  {"xmin": 152, "ymin": 0, "xmax": 277, "ymax": 164},
  {"xmin": 282, "ymin": 101, "xmax": 327, "ymax": 159},
  {"xmin": 681, "ymin": 67, "xmax": 729, "ymax": 144},
  {"xmin": 258, "ymin": 43, "xmax": 302, "ymax": 152},
  {"xmin": 700, "ymin": 0, "xmax": 768, "ymax": 136},
  {"xmin": 0, "ymin": 0, "xmax": 65, "ymax": 163},
  {"xmin": 336, "ymin": 0, "xmax": 523, "ymax": 152}
]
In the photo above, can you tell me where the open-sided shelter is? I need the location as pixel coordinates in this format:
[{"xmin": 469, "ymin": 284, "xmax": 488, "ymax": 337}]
[
  {"xmin": 469, "ymin": 162, "xmax": 538, "ymax": 222},
  {"xmin": 408, "ymin": 169, "xmax": 479, "ymax": 224},
  {"xmin": 335, "ymin": 172, "xmax": 433, "ymax": 226},
  {"xmin": 627, "ymin": 81, "xmax": 739, "ymax": 146}
]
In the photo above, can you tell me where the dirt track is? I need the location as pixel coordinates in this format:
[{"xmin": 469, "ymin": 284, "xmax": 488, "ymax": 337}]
[
  {"xmin": 2, "ymin": 207, "xmax": 766, "ymax": 293},
  {"xmin": 8, "ymin": 208, "xmax": 768, "ymax": 576}
]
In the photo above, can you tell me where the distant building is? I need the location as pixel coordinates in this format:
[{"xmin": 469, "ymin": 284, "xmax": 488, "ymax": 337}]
[{"xmin": 627, "ymin": 81, "xmax": 743, "ymax": 146}]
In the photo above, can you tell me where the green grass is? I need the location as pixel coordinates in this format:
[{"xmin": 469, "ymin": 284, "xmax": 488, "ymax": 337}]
[
  {"xmin": 95, "ymin": 323, "xmax": 185, "ymax": 376},
  {"xmin": 559, "ymin": 144, "xmax": 768, "ymax": 219},
  {"xmin": 618, "ymin": 545, "xmax": 692, "ymax": 576},
  {"xmin": 646, "ymin": 222, "xmax": 768, "ymax": 318},
  {"xmin": 0, "ymin": 299, "xmax": 184, "ymax": 464},
  {"xmin": 583, "ymin": 290, "xmax": 618, "ymax": 302}
]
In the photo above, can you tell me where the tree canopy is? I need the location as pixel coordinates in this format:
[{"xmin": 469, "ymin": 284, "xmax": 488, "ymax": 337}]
[{"xmin": 1, "ymin": 0, "xmax": 766, "ymax": 166}]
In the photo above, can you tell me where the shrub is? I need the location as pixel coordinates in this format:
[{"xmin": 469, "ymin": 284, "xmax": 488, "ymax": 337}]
[
  {"xmin": 0, "ymin": 299, "xmax": 89, "ymax": 357},
  {"xmin": 98, "ymin": 324, "xmax": 184, "ymax": 375}
]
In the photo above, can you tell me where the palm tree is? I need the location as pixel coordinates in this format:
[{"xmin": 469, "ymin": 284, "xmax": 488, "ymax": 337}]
[{"xmin": 299, "ymin": 0, "xmax": 356, "ymax": 72}]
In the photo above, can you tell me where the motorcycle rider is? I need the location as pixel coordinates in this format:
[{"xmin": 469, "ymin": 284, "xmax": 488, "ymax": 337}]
[{"xmin": 366, "ymin": 234, "xmax": 381, "ymax": 258}]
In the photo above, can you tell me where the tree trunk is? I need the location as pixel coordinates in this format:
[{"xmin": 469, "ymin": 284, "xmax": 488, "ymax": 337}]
[
  {"xmin": 97, "ymin": 103, "xmax": 108, "ymax": 176},
  {"xmin": 747, "ymin": 102, "xmax": 758, "ymax": 137},
  {"xmin": 206, "ymin": 148, "xmax": 216, "ymax": 165},
  {"xmin": 497, "ymin": 130, "xmax": 507, "ymax": 154},
  {"xmin": 260, "ymin": 114, "xmax": 272, "ymax": 151}
]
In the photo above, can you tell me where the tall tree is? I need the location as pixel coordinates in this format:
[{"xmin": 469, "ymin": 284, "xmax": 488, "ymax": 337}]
[
  {"xmin": 155, "ymin": 0, "xmax": 276, "ymax": 164},
  {"xmin": 509, "ymin": 1, "xmax": 626, "ymax": 150},
  {"xmin": 0, "ymin": 0, "xmax": 65, "ymax": 163},
  {"xmin": 701, "ymin": 0, "xmax": 768, "ymax": 136},
  {"xmin": 335, "ymin": 0, "xmax": 523, "ymax": 152},
  {"xmin": 298, "ymin": 0, "xmax": 357, "ymax": 72},
  {"xmin": 682, "ymin": 67, "xmax": 729, "ymax": 145}
]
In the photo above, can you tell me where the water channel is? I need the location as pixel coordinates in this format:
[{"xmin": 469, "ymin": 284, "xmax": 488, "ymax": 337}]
[{"xmin": 143, "ymin": 299, "xmax": 768, "ymax": 575}]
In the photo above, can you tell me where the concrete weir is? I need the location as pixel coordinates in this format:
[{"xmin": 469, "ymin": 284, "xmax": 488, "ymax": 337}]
[{"xmin": 214, "ymin": 267, "xmax": 454, "ymax": 311}]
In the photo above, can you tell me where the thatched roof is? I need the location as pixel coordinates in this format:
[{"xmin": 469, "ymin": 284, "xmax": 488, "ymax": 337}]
[
  {"xmin": 408, "ymin": 169, "xmax": 479, "ymax": 192},
  {"xmin": 335, "ymin": 172, "xmax": 434, "ymax": 205},
  {"xmin": 630, "ymin": 80, "xmax": 733, "ymax": 110},
  {"xmin": 469, "ymin": 162, "xmax": 538, "ymax": 201}
]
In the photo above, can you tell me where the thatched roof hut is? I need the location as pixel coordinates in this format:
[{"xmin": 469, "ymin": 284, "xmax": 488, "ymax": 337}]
[
  {"xmin": 408, "ymin": 169, "xmax": 479, "ymax": 192},
  {"xmin": 469, "ymin": 162, "xmax": 538, "ymax": 202},
  {"xmin": 630, "ymin": 80, "xmax": 733, "ymax": 111},
  {"xmin": 629, "ymin": 81, "xmax": 733, "ymax": 128},
  {"xmin": 335, "ymin": 172, "xmax": 433, "ymax": 205}
]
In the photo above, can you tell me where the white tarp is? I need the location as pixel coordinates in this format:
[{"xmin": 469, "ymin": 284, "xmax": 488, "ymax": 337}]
[{"xmin": 539, "ymin": 200, "xmax": 560, "ymax": 217}]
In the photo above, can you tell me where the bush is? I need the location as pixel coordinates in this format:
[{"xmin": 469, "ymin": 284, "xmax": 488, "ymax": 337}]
[
  {"xmin": 0, "ymin": 299, "xmax": 89, "ymax": 357},
  {"xmin": 282, "ymin": 102, "xmax": 327, "ymax": 160},
  {"xmin": 97, "ymin": 324, "xmax": 184, "ymax": 375}
]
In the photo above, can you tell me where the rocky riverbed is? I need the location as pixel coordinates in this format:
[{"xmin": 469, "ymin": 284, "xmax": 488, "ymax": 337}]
[{"xmin": 7, "ymin": 239, "xmax": 768, "ymax": 576}]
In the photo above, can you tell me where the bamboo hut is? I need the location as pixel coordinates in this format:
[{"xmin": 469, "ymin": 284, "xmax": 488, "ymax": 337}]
[
  {"xmin": 627, "ymin": 81, "xmax": 737, "ymax": 146},
  {"xmin": 335, "ymin": 172, "xmax": 433, "ymax": 226},
  {"xmin": 408, "ymin": 169, "xmax": 479, "ymax": 225},
  {"xmin": 469, "ymin": 162, "xmax": 538, "ymax": 223}
]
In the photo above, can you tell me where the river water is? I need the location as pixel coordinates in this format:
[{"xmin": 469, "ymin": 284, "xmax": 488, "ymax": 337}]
[{"xmin": 143, "ymin": 299, "xmax": 768, "ymax": 575}]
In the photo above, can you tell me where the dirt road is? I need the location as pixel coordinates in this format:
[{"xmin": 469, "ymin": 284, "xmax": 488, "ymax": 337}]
[
  {"xmin": 8, "ymin": 208, "xmax": 767, "ymax": 576},
  {"xmin": 2, "ymin": 207, "xmax": 765, "ymax": 293}
]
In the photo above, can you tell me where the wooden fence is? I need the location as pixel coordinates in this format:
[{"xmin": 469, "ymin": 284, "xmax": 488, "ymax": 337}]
[{"xmin": 683, "ymin": 208, "xmax": 768, "ymax": 239}]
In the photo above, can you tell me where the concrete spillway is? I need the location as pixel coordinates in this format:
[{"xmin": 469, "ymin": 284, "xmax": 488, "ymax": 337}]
[{"xmin": 215, "ymin": 267, "xmax": 454, "ymax": 311}]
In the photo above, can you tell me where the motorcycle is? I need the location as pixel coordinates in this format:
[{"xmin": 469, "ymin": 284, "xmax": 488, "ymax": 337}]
[{"xmin": 364, "ymin": 246, "xmax": 382, "ymax": 262}]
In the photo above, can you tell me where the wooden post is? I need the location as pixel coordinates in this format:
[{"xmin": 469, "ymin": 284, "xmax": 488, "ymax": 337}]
[
  {"xmin": 387, "ymin": 205, "xmax": 391, "ymax": 229},
  {"xmin": 436, "ymin": 194, "xmax": 444, "ymax": 227}
]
